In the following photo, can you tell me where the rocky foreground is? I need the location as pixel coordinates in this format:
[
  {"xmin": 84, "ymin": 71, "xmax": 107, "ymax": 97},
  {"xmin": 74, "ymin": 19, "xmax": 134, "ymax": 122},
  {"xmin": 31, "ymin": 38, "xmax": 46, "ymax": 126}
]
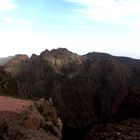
[
  {"xmin": 0, "ymin": 96, "xmax": 32, "ymax": 112},
  {"xmin": 0, "ymin": 96, "xmax": 62, "ymax": 140},
  {"xmin": 85, "ymin": 118, "xmax": 140, "ymax": 140},
  {"xmin": 0, "ymin": 97, "xmax": 140, "ymax": 140}
]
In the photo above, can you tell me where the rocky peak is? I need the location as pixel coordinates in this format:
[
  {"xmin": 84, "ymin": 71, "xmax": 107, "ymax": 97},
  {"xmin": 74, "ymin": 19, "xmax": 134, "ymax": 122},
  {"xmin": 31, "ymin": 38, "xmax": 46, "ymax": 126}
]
[
  {"xmin": 41, "ymin": 49, "xmax": 50, "ymax": 54},
  {"xmin": 4, "ymin": 54, "xmax": 29, "ymax": 76},
  {"xmin": 50, "ymin": 48, "xmax": 72, "ymax": 57},
  {"xmin": 4, "ymin": 54, "xmax": 28, "ymax": 67},
  {"xmin": 40, "ymin": 48, "xmax": 72, "ymax": 59},
  {"xmin": 40, "ymin": 48, "xmax": 82, "ymax": 68},
  {"xmin": 40, "ymin": 49, "xmax": 54, "ymax": 64},
  {"xmin": 30, "ymin": 54, "xmax": 39, "ymax": 62},
  {"xmin": 30, "ymin": 53, "xmax": 38, "ymax": 58},
  {"xmin": 15, "ymin": 54, "xmax": 28, "ymax": 60}
]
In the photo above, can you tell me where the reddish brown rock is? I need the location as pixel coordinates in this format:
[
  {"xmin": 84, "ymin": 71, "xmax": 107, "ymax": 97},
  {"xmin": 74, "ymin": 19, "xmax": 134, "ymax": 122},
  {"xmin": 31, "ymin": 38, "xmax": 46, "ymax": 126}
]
[{"xmin": 0, "ymin": 97, "xmax": 62, "ymax": 140}]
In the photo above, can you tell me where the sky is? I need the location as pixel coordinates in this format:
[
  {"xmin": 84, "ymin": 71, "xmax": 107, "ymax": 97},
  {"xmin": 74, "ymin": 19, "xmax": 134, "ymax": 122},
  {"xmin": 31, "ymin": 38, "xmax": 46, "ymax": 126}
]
[{"xmin": 0, "ymin": 0, "xmax": 140, "ymax": 58}]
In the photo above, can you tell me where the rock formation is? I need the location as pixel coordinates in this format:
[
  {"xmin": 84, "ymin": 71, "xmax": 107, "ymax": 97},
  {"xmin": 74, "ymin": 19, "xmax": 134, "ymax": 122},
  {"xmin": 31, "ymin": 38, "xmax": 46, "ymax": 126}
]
[
  {"xmin": 0, "ymin": 48, "xmax": 140, "ymax": 139},
  {"xmin": 85, "ymin": 118, "xmax": 140, "ymax": 140},
  {"xmin": 0, "ymin": 97, "xmax": 62, "ymax": 140}
]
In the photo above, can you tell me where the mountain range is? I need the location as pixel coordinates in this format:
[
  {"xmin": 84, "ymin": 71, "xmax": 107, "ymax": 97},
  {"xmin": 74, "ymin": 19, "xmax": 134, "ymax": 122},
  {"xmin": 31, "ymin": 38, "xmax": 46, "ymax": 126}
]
[{"xmin": 0, "ymin": 48, "xmax": 140, "ymax": 140}]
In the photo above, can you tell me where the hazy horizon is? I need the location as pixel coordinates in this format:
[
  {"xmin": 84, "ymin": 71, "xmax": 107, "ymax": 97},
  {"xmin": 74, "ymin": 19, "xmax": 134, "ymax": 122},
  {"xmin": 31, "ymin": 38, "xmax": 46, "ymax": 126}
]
[{"xmin": 0, "ymin": 0, "xmax": 140, "ymax": 59}]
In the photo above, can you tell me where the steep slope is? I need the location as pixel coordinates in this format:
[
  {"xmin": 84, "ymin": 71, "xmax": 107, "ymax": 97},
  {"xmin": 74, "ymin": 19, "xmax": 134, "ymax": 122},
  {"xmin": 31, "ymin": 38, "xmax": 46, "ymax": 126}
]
[{"xmin": 0, "ymin": 66, "xmax": 19, "ymax": 97}]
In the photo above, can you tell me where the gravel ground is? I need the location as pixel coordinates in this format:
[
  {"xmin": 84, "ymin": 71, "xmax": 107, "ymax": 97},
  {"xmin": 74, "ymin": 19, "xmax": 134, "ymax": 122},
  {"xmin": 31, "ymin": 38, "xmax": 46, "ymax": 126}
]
[{"xmin": 0, "ymin": 96, "xmax": 32, "ymax": 112}]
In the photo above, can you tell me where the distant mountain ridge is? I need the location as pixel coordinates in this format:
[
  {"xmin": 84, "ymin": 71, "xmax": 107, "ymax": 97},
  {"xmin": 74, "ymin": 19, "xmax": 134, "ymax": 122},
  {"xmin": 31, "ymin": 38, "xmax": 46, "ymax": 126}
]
[
  {"xmin": 1, "ymin": 50, "xmax": 140, "ymax": 68},
  {"xmin": 86, "ymin": 51, "xmax": 140, "ymax": 66}
]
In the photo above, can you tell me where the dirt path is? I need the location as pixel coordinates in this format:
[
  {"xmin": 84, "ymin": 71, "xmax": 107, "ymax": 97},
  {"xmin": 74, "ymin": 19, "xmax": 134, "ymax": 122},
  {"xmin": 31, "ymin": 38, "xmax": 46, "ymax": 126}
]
[{"xmin": 0, "ymin": 96, "xmax": 32, "ymax": 113}]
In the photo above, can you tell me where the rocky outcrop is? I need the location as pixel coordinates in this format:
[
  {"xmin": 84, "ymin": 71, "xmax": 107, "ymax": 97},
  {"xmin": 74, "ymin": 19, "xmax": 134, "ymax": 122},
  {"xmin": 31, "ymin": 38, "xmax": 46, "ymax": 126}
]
[
  {"xmin": 0, "ymin": 98, "xmax": 62, "ymax": 140},
  {"xmin": 40, "ymin": 48, "xmax": 83, "ymax": 72},
  {"xmin": 85, "ymin": 118, "xmax": 140, "ymax": 140}
]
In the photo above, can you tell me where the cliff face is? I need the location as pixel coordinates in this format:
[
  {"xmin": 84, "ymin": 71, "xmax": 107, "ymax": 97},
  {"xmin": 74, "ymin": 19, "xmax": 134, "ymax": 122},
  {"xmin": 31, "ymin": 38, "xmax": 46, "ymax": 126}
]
[
  {"xmin": 2, "ymin": 48, "xmax": 140, "ymax": 139},
  {"xmin": 0, "ymin": 67, "xmax": 19, "ymax": 97},
  {"xmin": 40, "ymin": 48, "xmax": 83, "ymax": 72}
]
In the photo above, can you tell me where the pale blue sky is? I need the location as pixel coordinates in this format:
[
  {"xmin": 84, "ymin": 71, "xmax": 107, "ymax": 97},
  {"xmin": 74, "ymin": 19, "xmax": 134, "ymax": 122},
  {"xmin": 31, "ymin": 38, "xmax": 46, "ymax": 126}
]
[{"xmin": 0, "ymin": 0, "xmax": 140, "ymax": 58}]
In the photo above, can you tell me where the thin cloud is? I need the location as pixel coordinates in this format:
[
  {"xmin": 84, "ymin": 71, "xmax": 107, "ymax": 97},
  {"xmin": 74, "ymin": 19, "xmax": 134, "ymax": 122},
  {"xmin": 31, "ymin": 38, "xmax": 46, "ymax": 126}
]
[
  {"xmin": 0, "ymin": 0, "xmax": 17, "ymax": 11},
  {"xmin": 0, "ymin": 0, "xmax": 29, "ymax": 25},
  {"xmin": 63, "ymin": 0, "xmax": 140, "ymax": 26},
  {"xmin": 0, "ymin": 0, "xmax": 18, "ymax": 24},
  {"xmin": 0, "ymin": 16, "xmax": 28, "ymax": 24}
]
